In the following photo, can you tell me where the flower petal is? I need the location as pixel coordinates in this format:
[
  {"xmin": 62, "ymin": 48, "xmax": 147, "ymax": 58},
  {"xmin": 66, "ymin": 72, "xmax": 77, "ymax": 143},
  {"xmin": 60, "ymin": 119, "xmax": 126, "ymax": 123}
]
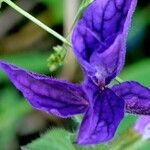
[
  {"xmin": 77, "ymin": 88, "xmax": 125, "ymax": 145},
  {"xmin": 72, "ymin": 0, "xmax": 137, "ymax": 84},
  {"xmin": 0, "ymin": 61, "xmax": 88, "ymax": 118},
  {"xmin": 112, "ymin": 81, "xmax": 150, "ymax": 115},
  {"xmin": 134, "ymin": 116, "xmax": 150, "ymax": 140}
]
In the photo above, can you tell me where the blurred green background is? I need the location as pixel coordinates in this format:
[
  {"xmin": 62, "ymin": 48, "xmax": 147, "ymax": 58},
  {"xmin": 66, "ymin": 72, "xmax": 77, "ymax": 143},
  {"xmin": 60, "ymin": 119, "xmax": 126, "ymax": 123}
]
[{"xmin": 0, "ymin": 0, "xmax": 150, "ymax": 150}]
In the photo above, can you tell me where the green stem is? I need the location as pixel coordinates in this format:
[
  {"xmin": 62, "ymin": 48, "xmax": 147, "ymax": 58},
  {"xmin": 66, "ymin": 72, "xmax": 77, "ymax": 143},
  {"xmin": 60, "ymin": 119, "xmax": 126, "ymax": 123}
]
[
  {"xmin": 2, "ymin": 0, "xmax": 71, "ymax": 47},
  {"xmin": 115, "ymin": 77, "xmax": 124, "ymax": 83}
]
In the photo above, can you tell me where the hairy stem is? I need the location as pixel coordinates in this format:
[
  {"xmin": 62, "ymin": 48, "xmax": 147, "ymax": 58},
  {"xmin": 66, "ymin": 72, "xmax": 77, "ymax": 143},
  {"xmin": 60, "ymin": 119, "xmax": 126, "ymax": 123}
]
[
  {"xmin": 2, "ymin": 0, "xmax": 71, "ymax": 47},
  {"xmin": 115, "ymin": 77, "xmax": 124, "ymax": 83}
]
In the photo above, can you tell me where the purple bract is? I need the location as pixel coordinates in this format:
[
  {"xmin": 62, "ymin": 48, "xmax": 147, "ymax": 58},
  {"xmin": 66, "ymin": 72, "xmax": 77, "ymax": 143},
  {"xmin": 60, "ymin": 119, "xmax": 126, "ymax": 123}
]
[
  {"xmin": 1, "ymin": 0, "xmax": 150, "ymax": 146},
  {"xmin": 72, "ymin": 0, "xmax": 137, "ymax": 84}
]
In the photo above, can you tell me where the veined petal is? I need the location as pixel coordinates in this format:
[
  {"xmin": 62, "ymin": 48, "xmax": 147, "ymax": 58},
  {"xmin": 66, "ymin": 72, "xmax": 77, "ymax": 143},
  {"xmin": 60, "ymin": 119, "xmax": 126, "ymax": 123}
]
[
  {"xmin": 0, "ymin": 61, "xmax": 88, "ymax": 118},
  {"xmin": 112, "ymin": 81, "xmax": 150, "ymax": 115},
  {"xmin": 82, "ymin": 76, "xmax": 99, "ymax": 104},
  {"xmin": 72, "ymin": 0, "xmax": 137, "ymax": 84},
  {"xmin": 77, "ymin": 88, "xmax": 125, "ymax": 145}
]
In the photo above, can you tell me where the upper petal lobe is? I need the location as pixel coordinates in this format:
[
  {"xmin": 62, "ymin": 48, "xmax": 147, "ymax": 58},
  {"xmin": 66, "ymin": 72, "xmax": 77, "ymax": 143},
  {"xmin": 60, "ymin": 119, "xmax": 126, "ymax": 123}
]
[
  {"xmin": 0, "ymin": 61, "xmax": 88, "ymax": 118},
  {"xmin": 72, "ymin": 0, "xmax": 137, "ymax": 83}
]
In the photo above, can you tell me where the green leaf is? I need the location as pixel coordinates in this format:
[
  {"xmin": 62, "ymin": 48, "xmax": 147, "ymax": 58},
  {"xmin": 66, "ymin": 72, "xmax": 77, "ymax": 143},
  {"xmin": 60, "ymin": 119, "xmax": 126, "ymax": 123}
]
[
  {"xmin": 111, "ymin": 127, "xmax": 150, "ymax": 150},
  {"xmin": 41, "ymin": 0, "xmax": 64, "ymax": 24},
  {"xmin": 139, "ymin": 140, "xmax": 150, "ymax": 150},
  {"xmin": 42, "ymin": 0, "xmax": 61, "ymax": 6},
  {"xmin": 75, "ymin": 144, "xmax": 108, "ymax": 150},
  {"xmin": 0, "ymin": 51, "xmax": 49, "ymax": 82},
  {"xmin": 23, "ymin": 126, "xmax": 108, "ymax": 150},
  {"xmin": 117, "ymin": 115, "xmax": 137, "ymax": 134},
  {"xmin": 121, "ymin": 59, "xmax": 150, "ymax": 86},
  {"xmin": 128, "ymin": 5, "xmax": 150, "ymax": 43},
  {"xmin": 110, "ymin": 129, "xmax": 141, "ymax": 150},
  {"xmin": 22, "ymin": 129, "xmax": 75, "ymax": 150},
  {"xmin": 0, "ymin": 87, "xmax": 32, "ymax": 150}
]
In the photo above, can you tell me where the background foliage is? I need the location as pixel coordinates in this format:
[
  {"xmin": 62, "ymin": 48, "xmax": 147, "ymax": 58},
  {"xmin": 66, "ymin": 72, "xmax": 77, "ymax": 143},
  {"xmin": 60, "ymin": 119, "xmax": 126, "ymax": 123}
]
[{"xmin": 0, "ymin": 0, "xmax": 150, "ymax": 150}]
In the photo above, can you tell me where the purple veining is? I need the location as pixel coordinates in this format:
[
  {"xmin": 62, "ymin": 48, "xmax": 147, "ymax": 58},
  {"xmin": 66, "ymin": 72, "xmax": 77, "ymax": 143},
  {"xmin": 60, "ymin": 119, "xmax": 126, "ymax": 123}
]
[{"xmin": 1, "ymin": 0, "xmax": 150, "ymax": 146}]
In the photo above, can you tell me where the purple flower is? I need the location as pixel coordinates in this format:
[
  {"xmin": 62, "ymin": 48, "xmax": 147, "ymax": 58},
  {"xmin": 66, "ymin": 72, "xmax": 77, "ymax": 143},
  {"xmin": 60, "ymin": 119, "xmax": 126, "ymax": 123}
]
[
  {"xmin": 134, "ymin": 116, "xmax": 150, "ymax": 140},
  {"xmin": 1, "ymin": 0, "xmax": 150, "ymax": 146}
]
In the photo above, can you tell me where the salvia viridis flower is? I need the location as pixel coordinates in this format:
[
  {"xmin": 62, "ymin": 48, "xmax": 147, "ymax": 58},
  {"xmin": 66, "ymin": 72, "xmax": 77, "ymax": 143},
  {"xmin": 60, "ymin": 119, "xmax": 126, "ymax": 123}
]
[
  {"xmin": 134, "ymin": 116, "xmax": 150, "ymax": 140},
  {"xmin": 1, "ymin": 0, "xmax": 150, "ymax": 146}
]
